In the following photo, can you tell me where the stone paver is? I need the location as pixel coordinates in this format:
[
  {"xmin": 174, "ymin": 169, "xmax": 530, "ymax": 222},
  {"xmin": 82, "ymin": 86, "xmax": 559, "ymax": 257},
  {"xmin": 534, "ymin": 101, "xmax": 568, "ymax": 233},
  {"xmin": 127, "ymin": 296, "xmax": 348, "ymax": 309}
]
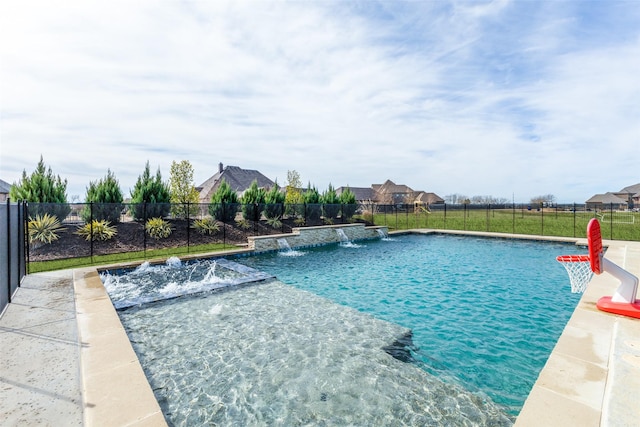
[{"xmin": 0, "ymin": 270, "xmax": 82, "ymax": 426}]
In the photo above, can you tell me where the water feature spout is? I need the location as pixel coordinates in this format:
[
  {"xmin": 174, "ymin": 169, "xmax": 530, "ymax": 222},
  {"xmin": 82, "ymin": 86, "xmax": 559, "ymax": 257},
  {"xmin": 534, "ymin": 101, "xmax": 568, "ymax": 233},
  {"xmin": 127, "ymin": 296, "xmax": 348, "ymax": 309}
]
[
  {"xmin": 203, "ymin": 260, "xmax": 218, "ymax": 283},
  {"xmin": 335, "ymin": 228, "xmax": 349, "ymax": 242},
  {"xmin": 376, "ymin": 228, "xmax": 388, "ymax": 239},
  {"xmin": 277, "ymin": 238, "xmax": 292, "ymax": 252},
  {"xmin": 277, "ymin": 238, "xmax": 305, "ymax": 257}
]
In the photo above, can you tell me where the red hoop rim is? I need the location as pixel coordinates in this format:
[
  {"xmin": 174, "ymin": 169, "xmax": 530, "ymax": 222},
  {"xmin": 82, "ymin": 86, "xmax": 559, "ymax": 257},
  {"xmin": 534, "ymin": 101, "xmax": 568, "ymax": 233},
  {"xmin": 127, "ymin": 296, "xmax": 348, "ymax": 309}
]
[
  {"xmin": 556, "ymin": 254, "xmax": 590, "ymax": 263},
  {"xmin": 587, "ymin": 218, "xmax": 603, "ymax": 274}
]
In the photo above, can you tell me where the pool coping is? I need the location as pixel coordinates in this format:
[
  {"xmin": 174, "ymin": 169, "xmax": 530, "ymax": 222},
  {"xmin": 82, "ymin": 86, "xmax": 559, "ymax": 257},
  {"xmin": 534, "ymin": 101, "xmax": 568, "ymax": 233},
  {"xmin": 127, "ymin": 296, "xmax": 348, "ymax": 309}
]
[{"xmin": 72, "ymin": 229, "xmax": 640, "ymax": 426}]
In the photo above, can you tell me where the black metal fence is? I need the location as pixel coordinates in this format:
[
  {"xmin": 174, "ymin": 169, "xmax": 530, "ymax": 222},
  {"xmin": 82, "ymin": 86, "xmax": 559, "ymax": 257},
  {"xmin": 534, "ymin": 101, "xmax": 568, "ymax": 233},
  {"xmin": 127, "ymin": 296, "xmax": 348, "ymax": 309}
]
[
  {"xmin": 366, "ymin": 202, "xmax": 640, "ymax": 241},
  {"xmin": 25, "ymin": 202, "xmax": 360, "ymax": 269},
  {"xmin": 1, "ymin": 201, "xmax": 27, "ymax": 316},
  {"xmin": 22, "ymin": 201, "xmax": 639, "ymax": 271}
]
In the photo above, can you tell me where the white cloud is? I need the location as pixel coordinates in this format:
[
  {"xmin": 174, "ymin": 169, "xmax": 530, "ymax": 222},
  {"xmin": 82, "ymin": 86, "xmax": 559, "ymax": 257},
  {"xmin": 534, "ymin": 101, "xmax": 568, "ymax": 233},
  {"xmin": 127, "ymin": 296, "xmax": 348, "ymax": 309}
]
[{"xmin": 1, "ymin": 0, "xmax": 639, "ymax": 202}]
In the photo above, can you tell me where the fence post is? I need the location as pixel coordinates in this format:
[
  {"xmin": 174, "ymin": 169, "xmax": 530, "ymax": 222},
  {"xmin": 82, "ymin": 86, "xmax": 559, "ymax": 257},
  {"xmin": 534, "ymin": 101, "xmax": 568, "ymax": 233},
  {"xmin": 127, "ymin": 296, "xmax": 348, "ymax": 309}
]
[
  {"xmin": 610, "ymin": 202, "xmax": 613, "ymax": 240},
  {"xmin": 486, "ymin": 204, "xmax": 490, "ymax": 232},
  {"xmin": 6, "ymin": 199, "xmax": 11, "ymax": 303},
  {"xmin": 540, "ymin": 203, "xmax": 544, "ymax": 236},
  {"xmin": 222, "ymin": 202, "xmax": 227, "ymax": 247},
  {"xmin": 90, "ymin": 202, "xmax": 94, "ymax": 262},
  {"xmin": 24, "ymin": 201, "xmax": 30, "ymax": 275},
  {"xmin": 444, "ymin": 202, "xmax": 447, "ymax": 229},
  {"xmin": 512, "ymin": 203, "xmax": 515, "ymax": 234},
  {"xmin": 186, "ymin": 202, "xmax": 191, "ymax": 253},
  {"xmin": 405, "ymin": 204, "xmax": 409, "ymax": 229},
  {"xmin": 19, "ymin": 201, "xmax": 26, "ymax": 279},
  {"xmin": 143, "ymin": 202, "xmax": 147, "ymax": 258},
  {"xmin": 573, "ymin": 202, "xmax": 576, "ymax": 237}
]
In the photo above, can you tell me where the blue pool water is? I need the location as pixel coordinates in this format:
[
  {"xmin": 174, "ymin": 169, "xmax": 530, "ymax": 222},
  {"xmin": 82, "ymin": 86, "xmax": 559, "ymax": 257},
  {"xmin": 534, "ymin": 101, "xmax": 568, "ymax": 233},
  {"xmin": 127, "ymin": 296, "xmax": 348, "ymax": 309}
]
[
  {"xmin": 104, "ymin": 233, "xmax": 585, "ymax": 425},
  {"xmin": 238, "ymin": 234, "xmax": 584, "ymax": 414}
]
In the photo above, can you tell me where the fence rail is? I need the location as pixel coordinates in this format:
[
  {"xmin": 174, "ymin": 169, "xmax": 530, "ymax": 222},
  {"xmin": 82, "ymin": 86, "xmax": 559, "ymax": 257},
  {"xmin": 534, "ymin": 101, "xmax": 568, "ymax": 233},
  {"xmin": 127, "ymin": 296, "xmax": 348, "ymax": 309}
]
[
  {"xmin": 1, "ymin": 201, "xmax": 27, "ymax": 316},
  {"xmin": 365, "ymin": 202, "xmax": 639, "ymax": 241},
  {"xmin": 19, "ymin": 201, "xmax": 640, "ymax": 272}
]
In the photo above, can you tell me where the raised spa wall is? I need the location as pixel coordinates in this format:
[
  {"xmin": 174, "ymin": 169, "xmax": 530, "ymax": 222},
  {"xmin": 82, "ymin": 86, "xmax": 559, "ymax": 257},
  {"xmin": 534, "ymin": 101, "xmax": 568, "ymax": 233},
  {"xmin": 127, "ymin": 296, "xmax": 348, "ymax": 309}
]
[{"xmin": 247, "ymin": 223, "xmax": 388, "ymax": 252}]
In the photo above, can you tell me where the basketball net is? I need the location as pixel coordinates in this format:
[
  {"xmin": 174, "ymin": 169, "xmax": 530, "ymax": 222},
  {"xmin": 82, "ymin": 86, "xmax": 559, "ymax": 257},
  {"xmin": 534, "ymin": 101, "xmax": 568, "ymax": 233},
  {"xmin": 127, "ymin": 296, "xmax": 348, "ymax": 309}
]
[{"xmin": 556, "ymin": 255, "xmax": 593, "ymax": 293}]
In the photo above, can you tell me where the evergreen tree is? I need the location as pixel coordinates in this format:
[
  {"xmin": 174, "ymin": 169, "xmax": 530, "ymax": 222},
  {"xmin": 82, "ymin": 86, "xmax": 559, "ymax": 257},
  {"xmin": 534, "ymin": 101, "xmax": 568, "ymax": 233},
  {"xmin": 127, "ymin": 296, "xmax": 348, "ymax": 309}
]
[
  {"xmin": 339, "ymin": 186, "xmax": 357, "ymax": 220},
  {"xmin": 321, "ymin": 183, "xmax": 340, "ymax": 220},
  {"xmin": 303, "ymin": 183, "xmax": 321, "ymax": 221},
  {"xmin": 209, "ymin": 179, "xmax": 238, "ymax": 222},
  {"xmin": 10, "ymin": 155, "xmax": 70, "ymax": 219},
  {"xmin": 240, "ymin": 180, "xmax": 266, "ymax": 221},
  {"xmin": 129, "ymin": 161, "xmax": 171, "ymax": 220},
  {"xmin": 82, "ymin": 169, "xmax": 124, "ymax": 223},
  {"xmin": 263, "ymin": 182, "xmax": 285, "ymax": 220}
]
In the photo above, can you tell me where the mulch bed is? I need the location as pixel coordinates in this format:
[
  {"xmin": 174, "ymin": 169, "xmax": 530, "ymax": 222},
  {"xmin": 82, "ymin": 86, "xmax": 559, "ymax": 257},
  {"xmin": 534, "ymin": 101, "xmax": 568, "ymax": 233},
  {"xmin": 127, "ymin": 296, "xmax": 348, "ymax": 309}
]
[{"xmin": 28, "ymin": 217, "xmax": 347, "ymax": 262}]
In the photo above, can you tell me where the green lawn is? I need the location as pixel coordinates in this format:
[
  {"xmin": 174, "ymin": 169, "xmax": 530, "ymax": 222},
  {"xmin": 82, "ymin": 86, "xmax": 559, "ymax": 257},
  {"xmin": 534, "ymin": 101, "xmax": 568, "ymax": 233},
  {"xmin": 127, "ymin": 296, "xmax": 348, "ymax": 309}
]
[{"xmin": 367, "ymin": 208, "xmax": 640, "ymax": 241}]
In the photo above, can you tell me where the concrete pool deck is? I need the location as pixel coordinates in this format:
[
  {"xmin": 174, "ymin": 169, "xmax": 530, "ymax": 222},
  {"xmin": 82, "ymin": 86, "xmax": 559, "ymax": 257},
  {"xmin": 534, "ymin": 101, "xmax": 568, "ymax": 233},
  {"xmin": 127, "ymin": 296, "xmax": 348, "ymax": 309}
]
[{"xmin": 1, "ymin": 231, "xmax": 639, "ymax": 425}]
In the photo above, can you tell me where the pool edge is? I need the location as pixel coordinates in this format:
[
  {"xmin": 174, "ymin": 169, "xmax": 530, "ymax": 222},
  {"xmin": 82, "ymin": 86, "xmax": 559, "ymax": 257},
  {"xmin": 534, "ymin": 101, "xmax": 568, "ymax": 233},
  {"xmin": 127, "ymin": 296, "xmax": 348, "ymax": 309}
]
[{"xmin": 74, "ymin": 267, "xmax": 168, "ymax": 427}]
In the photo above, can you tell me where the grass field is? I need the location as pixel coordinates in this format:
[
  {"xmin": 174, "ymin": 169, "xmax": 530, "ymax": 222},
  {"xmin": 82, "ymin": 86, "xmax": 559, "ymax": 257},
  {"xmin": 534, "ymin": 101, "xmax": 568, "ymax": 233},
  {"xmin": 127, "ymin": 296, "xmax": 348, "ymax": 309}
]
[{"xmin": 369, "ymin": 208, "xmax": 640, "ymax": 241}]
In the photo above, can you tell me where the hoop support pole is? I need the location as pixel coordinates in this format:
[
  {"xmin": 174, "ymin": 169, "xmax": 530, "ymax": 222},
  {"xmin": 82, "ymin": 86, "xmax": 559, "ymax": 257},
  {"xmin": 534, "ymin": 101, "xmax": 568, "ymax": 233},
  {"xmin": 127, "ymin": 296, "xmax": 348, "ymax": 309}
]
[
  {"xmin": 596, "ymin": 257, "xmax": 640, "ymax": 319},
  {"xmin": 601, "ymin": 257, "xmax": 639, "ymax": 304}
]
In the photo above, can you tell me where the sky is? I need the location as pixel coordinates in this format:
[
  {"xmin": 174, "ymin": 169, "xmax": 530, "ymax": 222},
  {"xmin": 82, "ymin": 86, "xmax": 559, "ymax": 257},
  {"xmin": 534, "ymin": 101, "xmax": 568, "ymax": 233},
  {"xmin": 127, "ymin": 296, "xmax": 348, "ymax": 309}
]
[{"xmin": 1, "ymin": 0, "xmax": 639, "ymax": 203}]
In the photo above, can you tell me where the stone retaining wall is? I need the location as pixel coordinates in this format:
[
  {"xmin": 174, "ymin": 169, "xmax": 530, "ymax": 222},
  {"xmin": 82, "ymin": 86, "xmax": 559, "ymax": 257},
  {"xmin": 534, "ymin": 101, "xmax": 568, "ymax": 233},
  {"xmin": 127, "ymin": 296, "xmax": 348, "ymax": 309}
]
[{"xmin": 248, "ymin": 224, "xmax": 388, "ymax": 252}]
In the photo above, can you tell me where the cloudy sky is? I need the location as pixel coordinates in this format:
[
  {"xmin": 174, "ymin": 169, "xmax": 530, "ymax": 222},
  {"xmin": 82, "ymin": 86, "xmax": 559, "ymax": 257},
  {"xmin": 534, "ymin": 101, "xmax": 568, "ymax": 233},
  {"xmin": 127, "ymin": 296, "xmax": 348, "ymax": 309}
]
[{"xmin": 1, "ymin": 0, "xmax": 639, "ymax": 203}]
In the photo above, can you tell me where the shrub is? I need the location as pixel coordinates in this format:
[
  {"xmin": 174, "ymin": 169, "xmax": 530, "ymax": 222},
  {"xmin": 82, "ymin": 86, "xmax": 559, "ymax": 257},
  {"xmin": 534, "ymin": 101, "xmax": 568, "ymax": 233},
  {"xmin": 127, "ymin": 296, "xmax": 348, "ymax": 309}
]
[
  {"xmin": 192, "ymin": 217, "xmax": 220, "ymax": 235},
  {"xmin": 76, "ymin": 220, "xmax": 117, "ymax": 241},
  {"xmin": 81, "ymin": 170, "xmax": 124, "ymax": 223},
  {"xmin": 303, "ymin": 184, "xmax": 321, "ymax": 221},
  {"xmin": 145, "ymin": 217, "xmax": 173, "ymax": 239},
  {"xmin": 236, "ymin": 218, "xmax": 252, "ymax": 230},
  {"xmin": 12, "ymin": 156, "xmax": 71, "ymax": 219},
  {"xmin": 28, "ymin": 213, "xmax": 66, "ymax": 245},
  {"xmin": 209, "ymin": 179, "xmax": 239, "ymax": 222},
  {"xmin": 129, "ymin": 161, "xmax": 171, "ymax": 220},
  {"xmin": 241, "ymin": 180, "xmax": 266, "ymax": 221},
  {"xmin": 263, "ymin": 183, "xmax": 285, "ymax": 220},
  {"xmin": 322, "ymin": 184, "xmax": 340, "ymax": 221},
  {"xmin": 265, "ymin": 216, "xmax": 282, "ymax": 229},
  {"xmin": 340, "ymin": 187, "xmax": 357, "ymax": 220}
]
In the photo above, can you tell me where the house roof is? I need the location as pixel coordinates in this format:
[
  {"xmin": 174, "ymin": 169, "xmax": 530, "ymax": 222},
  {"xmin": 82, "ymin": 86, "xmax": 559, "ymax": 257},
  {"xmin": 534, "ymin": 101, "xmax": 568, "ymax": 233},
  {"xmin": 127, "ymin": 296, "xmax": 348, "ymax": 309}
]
[
  {"xmin": 619, "ymin": 183, "xmax": 640, "ymax": 197},
  {"xmin": 336, "ymin": 186, "xmax": 375, "ymax": 201},
  {"xmin": 0, "ymin": 179, "xmax": 11, "ymax": 194},
  {"xmin": 375, "ymin": 179, "xmax": 414, "ymax": 195},
  {"xmin": 413, "ymin": 192, "xmax": 444, "ymax": 204},
  {"xmin": 585, "ymin": 192, "xmax": 627, "ymax": 204},
  {"xmin": 197, "ymin": 164, "xmax": 275, "ymax": 203}
]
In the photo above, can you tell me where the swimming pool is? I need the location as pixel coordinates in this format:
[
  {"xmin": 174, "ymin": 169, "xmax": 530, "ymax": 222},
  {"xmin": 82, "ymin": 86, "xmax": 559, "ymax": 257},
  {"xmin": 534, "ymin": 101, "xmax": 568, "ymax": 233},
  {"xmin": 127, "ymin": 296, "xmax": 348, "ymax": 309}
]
[{"xmin": 104, "ymin": 233, "xmax": 583, "ymax": 425}]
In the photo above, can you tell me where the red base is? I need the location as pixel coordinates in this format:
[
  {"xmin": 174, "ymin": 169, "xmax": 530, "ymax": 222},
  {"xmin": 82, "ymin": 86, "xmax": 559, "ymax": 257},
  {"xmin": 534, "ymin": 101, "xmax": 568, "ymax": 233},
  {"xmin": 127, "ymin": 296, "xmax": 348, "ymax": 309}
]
[{"xmin": 596, "ymin": 296, "xmax": 640, "ymax": 319}]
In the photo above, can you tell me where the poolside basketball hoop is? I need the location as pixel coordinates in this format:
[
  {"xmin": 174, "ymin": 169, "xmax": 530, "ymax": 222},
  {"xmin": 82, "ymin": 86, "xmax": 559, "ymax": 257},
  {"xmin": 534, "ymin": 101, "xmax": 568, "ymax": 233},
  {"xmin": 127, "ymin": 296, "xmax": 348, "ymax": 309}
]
[
  {"xmin": 556, "ymin": 254, "xmax": 593, "ymax": 293},
  {"xmin": 557, "ymin": 218, "xmax": 640, "ymax": 319}
]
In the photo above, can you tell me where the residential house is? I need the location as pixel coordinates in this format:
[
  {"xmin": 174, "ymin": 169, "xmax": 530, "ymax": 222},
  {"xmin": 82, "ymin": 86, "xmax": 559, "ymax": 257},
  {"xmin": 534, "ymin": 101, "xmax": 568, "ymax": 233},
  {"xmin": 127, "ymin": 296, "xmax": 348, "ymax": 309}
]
[
  {"xmin": 586, "ymin": 183, "xmax": 640, "ymax": 210},
  {"xmin": 0, "ymin": 179, "xmax": 11, "ymax": 202},
  {"xmin": 585, "ymin": 193, "xmax": 628, "ymax": 211},
  {"xmin": 337, "ymin": 180, "xmax": 443, "ymax": 207},
  {"xmin": 335, "ymin": 186, "xmax": 376, "ymax": 203},
  {"xmin": 196, "ymin": 163, "xmax": 276, "ymax": 203},
  {"xmin": 615, "ymin": 183, "xmax": 640, "ymax": 209}
]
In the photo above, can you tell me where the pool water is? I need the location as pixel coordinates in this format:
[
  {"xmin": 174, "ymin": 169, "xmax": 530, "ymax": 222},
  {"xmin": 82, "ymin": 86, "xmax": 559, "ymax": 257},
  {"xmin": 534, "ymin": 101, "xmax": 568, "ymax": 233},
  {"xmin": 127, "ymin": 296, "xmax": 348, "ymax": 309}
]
[
  {"xmin": 105, "ymin": 234, "xmax": 584, "ymax": 425},
  {"xmin": 239, "ymin": 234, "xmax": 583, "ymax": 414}
]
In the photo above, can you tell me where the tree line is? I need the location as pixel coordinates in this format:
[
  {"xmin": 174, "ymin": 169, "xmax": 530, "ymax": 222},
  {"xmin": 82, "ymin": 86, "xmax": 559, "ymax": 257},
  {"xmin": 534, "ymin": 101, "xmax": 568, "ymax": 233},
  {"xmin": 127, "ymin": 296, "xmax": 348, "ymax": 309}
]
[{"xmin": 9, "ymin": 156, "xmax": 357, "ymax": 224}]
